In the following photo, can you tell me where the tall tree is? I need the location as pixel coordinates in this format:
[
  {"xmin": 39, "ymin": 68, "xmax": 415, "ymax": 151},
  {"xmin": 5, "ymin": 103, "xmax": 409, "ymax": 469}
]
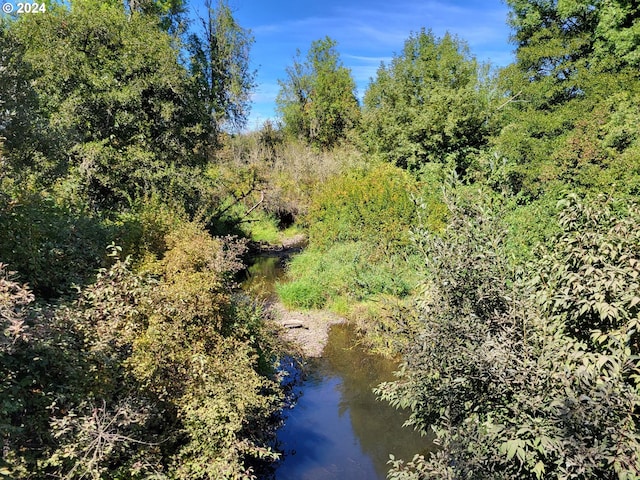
[
  {"xmin": 493, "ymin": 0, "xmax": 640, "ymax": 197},
  {"xmin": 276, "ymin": 37, "xmax": 360, "ymax": 149},
  {"xmin": 506, "ymin": 0, "xmax": 640, "ymax": 93},
  {"xmin": 188, "ymin": 0, "xmax": 255, "ymax": 135},
  {"xmin": 502, "ymin": 0, "xmax": 603, "ymax": 109},
  {"xmin": 3, "ymin": 2, "xmax": 208, "ymax": 206},
  {"xmin": 361, "ymin": 29, "xmax": 489, "ymax": 173},
  {"xmin": 594, "ymin": 0, "xmax": 640, "ymax": 70}
]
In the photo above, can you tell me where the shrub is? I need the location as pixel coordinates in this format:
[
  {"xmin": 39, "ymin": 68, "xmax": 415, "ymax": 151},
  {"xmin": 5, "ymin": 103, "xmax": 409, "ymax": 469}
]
[
  {"xmin": 0, "ymin": 264, "xmax": 91, "ymax": 477},
  {"xmin": 0, "ymin": 191, "xmax": 109, "ymax": 296},
  {"xmin": 306, "ymin": 163, "xmax": 417, "ymax": 251},
  {"xmin": 533, "ymin": 194, "xmax": 640, "ymax": 350},
  {"xmin": 377, "ymin": 192, "xmax": 640, "ymax": 480},
  {"xmin": 2, "ymin": 220, "xmax": 282, "ymax": 479}
]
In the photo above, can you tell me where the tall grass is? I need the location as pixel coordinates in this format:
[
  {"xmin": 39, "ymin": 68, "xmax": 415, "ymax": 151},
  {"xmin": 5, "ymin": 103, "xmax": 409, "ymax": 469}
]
[{"xmin": 276, "ymin": 242, "xmax": 420, "ymax": 311}]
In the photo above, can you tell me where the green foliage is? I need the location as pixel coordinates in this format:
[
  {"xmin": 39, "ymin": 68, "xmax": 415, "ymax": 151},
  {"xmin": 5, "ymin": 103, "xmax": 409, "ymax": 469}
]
[
  {"xmin": 0, "ymin": 18, "xmax": 41, "ymax": 176},
  {"xmin": 594, "ymin": 0, "xmax": 640, "ymax": 70},
  {"xmin": 238, "ymin": 210, "xmax": 303, "ymax": 245},
  {"xmin": 494, "ymin": 1, "xmax": 640, "ymax": 199},
  {"xmin": 4, "ymin": 2, "xmax": 209, "ymax": 207},
  {"xmin": 503, "ymin": 192, "xmax": 562, "ymax": 262},
  {"xmin": 505, "ymin": 0, "xmax": 597, "ymax": 108},
  {"xmin": 533, "ymin": 194, "xmax": 640, "ymax": 352},
  {"xmin": 0, "ymin": 190, "xmax": 109, "ymax": 296},
  {"xmin": 1, "ymin": 221, "xmax": 282, "ymax": 479},
  {"xmin": 306, "ymin": 163, "xmax": 417, "ymax": 251},
  {"xmin": 242, "ymin": 213, "xmax": 281, "ymax": 243},
  {"xmin": 0, "ymin": 263, "xmax": 94, "ymax": 476},
  {"xmin": 492, "ymin": 72, "xmax": 640, "ymax": 199},
  {"xmin": 277, "ymin": 275, "xmax": 326, "ymax": 309},
  {"xmin": 553, "ymin": 89, "xmax": 640, "ymax": 195},
  {"xmin": 188, "ymin": 0, "xmax": 256, "ymax": 133},
  {"xmin": 361, "ymin": 29, "xmax": 490, "ymax": 173},
  {"xmin": 415, "ymin": 163, "xmax": 451, "ymax": 233},
  {"xmin": 277, "ymin": 242, "xmax": 419, "ymax": 310},
  {"xmin": 507, "ymin": 0, "xmax": 639, "ymax": 83},
  {"xmin": 377, "ymin": 193, "xmax": 640, "ymax": 479},
  {"xmin": 277, "ymin": 37, "xmax": 360, "ymax": 149},
  {"xmin": 376, "ymin": 189, "xmax": 516, "ymax": 432}
]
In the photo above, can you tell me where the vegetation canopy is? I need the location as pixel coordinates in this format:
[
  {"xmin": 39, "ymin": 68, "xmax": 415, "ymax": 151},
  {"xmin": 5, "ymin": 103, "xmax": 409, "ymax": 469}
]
[{"xmin": 1, "ymin": 0, "xmax": 640, "ymax": 478}]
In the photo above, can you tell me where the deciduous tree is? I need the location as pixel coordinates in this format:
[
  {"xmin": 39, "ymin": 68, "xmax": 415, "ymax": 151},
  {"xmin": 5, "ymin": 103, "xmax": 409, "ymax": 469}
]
[
  {"xmin": 361, "ymin": 29, "xmax": 489, "ymax": 174},
  {"xmin": 188, "ymin": 0, "xmax": 256, "ymax": 135},
  {"xmin": 4, "ymin": 2, "xmax": 209, "ymax": 207},
  {"xmin": 277, "ymin": 37, "xmax": 360, "ymax": 149}
]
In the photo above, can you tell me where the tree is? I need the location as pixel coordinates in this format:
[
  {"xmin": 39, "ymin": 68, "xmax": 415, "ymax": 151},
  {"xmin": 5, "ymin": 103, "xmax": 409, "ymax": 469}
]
[
  {"xmin": 276, "ymin": 37, "xmax": 360, "ymax": 149},
  {"xmin": 125, "ymin": 0, "xmax": 186, "ymax": 34},
  {"xmin": 506, "ymin": 0, "xmax": 640, "ymax": 92},
  {"xmin": 491, "ymin": 0, "xmax": 640, "ymax": 198},
  {"xmin": 361, "ymin": 29, "xmax": 489, "ymax": 173},
  {"xmin": 594, "ymin": 0, "xmax": 640, "ymax": 70},
  {"xmin": 4, "ymin": 2, "xmax": 209, "ymax": 207},
  {"xmin": 504, "ymin": 0, "xmax": 598, "ymax": 108},
  {"xmin": 188, "ymin": 0, "xmax": 256, "ymax": 135}
]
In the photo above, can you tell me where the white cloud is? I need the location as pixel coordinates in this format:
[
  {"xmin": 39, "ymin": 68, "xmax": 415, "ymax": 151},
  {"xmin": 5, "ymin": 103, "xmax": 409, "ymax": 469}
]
[{"xmin": 243, "ymin": 0, "xmax": 514, "ymax": 124}]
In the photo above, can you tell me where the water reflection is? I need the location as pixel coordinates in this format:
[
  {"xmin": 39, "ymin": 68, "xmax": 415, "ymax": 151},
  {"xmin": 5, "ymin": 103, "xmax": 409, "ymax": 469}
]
[
  {"xmin": 272, "ymin": 324, "xmax": 433, "ymax": 480},
  {"xmin": 242, "ymin": 255, "xmax": 286, "ymax": 301}
]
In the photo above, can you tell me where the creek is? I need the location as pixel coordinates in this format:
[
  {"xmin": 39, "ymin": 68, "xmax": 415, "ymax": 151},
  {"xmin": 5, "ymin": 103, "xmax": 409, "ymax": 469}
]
[{"xmin": 243, "ymin": 253, "xmax": 433, "ymax": 480}]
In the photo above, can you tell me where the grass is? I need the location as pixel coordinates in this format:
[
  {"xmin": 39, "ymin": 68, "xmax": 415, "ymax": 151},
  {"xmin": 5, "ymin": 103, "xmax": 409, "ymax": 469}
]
[
  {"xmin": 276, "ymin": 242, "xmax": 420, "ymax": 311},
  {"xmin": 241, "ymin": 212, "xmax": 304, "ymax": 244}
]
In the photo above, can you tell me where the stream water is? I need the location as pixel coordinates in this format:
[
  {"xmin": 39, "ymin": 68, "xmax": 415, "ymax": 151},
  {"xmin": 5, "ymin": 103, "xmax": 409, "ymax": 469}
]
[
  {"xmin": 244, "ymin": 254, "xmax": 433, "ymax": 480},
  {"xmin": 271, "ymin": 323, "xmax": 432, "ymax": 480}
]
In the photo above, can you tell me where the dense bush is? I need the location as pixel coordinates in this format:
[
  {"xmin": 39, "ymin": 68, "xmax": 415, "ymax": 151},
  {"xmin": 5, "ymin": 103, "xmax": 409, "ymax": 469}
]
[
  {"xmin": 377, "ymin": 193, "xmax": 640, "ymax": 479},
  {"xmin": 0, "ymin": 190, "xmax": 109, "ymax": 296},
  {"xmin": 1, "ymin": 221, "xmax": 282, "ymax": 479},
  {"xmin": 1, "ymin": 263, "xmax": 92, "ymax": 477},
  {"xmin": 306, "ymin": 163, "xmax": 417, "ymax": 251}
]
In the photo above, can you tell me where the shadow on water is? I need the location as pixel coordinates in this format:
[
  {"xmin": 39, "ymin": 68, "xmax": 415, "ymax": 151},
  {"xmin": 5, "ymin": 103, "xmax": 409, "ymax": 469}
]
[
  {"xmin": 268, "ymin": 323, "xmax": 434, "ymax": 480},
  {"xmin": 242, "ymin": 254, "xmax": 434, "ymax": 479},
  {"xmin": 241, "ymin": 254, "xmax": 287, "ymax": 302}
]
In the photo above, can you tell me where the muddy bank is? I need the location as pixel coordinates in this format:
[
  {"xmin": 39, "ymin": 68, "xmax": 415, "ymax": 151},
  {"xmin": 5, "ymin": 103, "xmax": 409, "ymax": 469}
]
[
  {"xmin": 248, "ymin": 233, "xmax": 308, "ymax": 256},
  {"xmin": 269, "ymin": 302, "xmax": 345, "ymax": 357},
  {"xmin": 243, "ymin": 235, "xmax": 345, "ymax": 358}
]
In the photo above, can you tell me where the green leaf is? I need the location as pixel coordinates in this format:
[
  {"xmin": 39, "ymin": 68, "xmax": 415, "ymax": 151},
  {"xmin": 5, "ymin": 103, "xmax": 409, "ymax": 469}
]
[{"xmin": 532, "ymin": 460, "xmax": 545, "ymax": 479}]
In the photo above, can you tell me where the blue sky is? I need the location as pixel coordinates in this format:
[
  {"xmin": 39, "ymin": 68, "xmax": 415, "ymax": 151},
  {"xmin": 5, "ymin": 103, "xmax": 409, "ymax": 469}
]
[{"xmin": 191, "ymin": 0, "xmax": 515, "ymax": 129}]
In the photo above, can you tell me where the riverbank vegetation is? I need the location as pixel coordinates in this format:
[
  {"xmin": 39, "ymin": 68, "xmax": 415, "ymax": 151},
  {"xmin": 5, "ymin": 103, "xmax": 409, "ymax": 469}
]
[
  {"xmin": 1, "ymin": 0, "xmax": 640, "ymax": 478},
  {"xmin": 0, "ymin": 1, "xmax": 283, "ymax": 478}
]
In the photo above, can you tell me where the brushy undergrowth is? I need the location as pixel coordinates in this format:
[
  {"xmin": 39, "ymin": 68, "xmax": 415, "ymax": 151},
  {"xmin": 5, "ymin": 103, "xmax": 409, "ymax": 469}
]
[
  {"xmin": 378, "ymin": 192, "xmax": 640, "ymax": 480},
  {"xmin": 276, "ymin": 242, "xmax": 420, "ymax": 311},
  {"xmin": 306, "ymin": 163, "xmax": 417, "ymax": 251},
  {"xmin": 240, "ymin": 211, "xmax": 303, "ymax": 244},
  {"xmin": 1, "ymin": 216, "xmax": 283, "ymax": 479}
]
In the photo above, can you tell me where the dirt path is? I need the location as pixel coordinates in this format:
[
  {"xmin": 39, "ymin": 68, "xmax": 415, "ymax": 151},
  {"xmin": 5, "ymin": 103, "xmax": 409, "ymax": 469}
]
[{"xmin": 269, "ymin": 301, "xmax": 345, "ymax": 357}]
